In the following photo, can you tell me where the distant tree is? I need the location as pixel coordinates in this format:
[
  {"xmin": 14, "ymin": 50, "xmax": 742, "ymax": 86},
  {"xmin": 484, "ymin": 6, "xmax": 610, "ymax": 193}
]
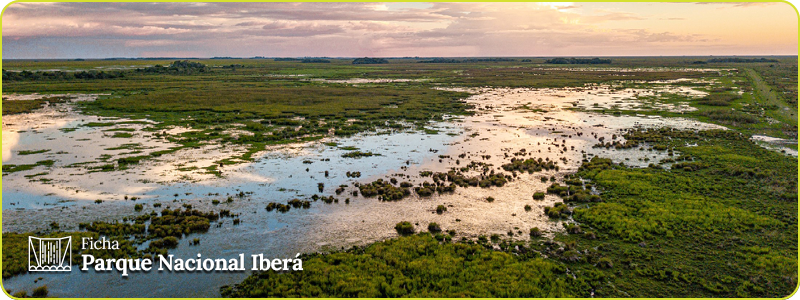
[{"xmin": 352, "ymin": 57, "xmax": 388, "ymax": 64}]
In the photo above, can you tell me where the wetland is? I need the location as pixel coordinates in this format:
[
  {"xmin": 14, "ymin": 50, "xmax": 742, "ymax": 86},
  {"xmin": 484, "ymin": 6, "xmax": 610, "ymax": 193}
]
[{"xmin": 1, "ymin": 57, "xmax": 797, "ymax": 297}]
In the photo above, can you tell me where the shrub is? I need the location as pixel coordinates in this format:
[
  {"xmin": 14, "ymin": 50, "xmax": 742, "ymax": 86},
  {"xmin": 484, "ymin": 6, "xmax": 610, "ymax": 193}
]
[
  {"xmin": 490, "ymin": 234, "xmax": 501, "ymax": 242},
  {"xmin": 395, "ymin": 221, "xmax": 415, "ymax": 236},
  {"xmin": 32, "ymin": 286, "xmax": 48, "ymax": 298},
  {"xmin": 532, "ymin": 192, "xmax": 545, "ymax": 200},
  {"xmin": 436, "ymin": 205, "xmax": 447, "ymax": 214},
  {"xmin": 530, "ymin": 227, "xmax": 542, "ymax": 237},
  {"xmin": 486, "ymin": 196, "xmax": 495, "ymax": 203},
  {"xmin": 544, "ymin": 203, "xmax": 571, "ymax": 219},
  {"xmin": 566, "ymin": 224, "xmax": 582, "ymax": 234},
  {"xmin": 524, "ymin": 205, "xmax": 532, "ymax": 212},
  {"xmin": 148, "ymin": 236, "xmax": 179, "ymax": 250},
  {"xmin": 134, "ymin": 204, "xmax": 143, "ymax": 211},
  {"xmin": 428, "ymin": 222, "xmax": 442, "ymax": 233}
]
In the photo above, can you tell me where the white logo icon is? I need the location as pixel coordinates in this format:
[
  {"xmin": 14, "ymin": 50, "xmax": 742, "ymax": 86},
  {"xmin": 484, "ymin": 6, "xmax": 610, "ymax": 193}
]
[{"xmin": 28, "ymin": 236, "xmax": 72, "ymax": 272}]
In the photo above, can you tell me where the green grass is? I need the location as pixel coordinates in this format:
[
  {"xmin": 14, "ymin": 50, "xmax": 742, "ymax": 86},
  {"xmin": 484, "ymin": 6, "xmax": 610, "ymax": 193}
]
[
  {"xmin": 2, "ymin": 160, "xmax": 55, "ymax": 174},
  {"xmin": 220, "ymin": 234, "xmax": 585, "ymax": 297},
  {"xmin": 558, "ymin": 129, "xmax": 797, "ymax": 297},
  {"xmin": 1, "ymin": 96, "xmax": 70, "ymax": 115}
]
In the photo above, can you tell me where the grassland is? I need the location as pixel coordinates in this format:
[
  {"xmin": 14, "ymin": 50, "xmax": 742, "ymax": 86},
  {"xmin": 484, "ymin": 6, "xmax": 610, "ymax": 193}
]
[{"xmin": 1, "ymin": 96, "xmax": 71, "ymax": 115}]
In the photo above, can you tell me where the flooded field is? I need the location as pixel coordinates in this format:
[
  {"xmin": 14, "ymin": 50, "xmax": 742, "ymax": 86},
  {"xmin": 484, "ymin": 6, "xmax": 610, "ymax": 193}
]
[
  {"xmin": 1, "ymin": 52, "xmax": 797, "ymax": 299},
  {"xmin": 2, "ymin": 80, "xmax": 756, "ymax": 297}
]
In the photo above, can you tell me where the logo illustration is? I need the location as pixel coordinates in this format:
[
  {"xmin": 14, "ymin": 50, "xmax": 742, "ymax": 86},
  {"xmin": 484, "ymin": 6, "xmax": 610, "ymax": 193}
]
[{"xmin": 29, "ymin": 236, "xmax": 72, "ymax": 272}]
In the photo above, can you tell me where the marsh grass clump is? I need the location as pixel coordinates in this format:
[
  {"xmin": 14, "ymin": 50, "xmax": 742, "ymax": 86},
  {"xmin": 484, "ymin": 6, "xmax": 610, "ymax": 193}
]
[
  {"xmin": 288, "ymin": 199, "xmax": 312, "ymax": 208},
  {"xmin": 490, "ymin": 234, "xmax": 501, "ymax": 243},
  {"xmin": 501, "ymin": 157, "xmax": 558, "ymax": 173},
  {"xmin": 565, "ymin": 224, "xmax": 582, "ymax": 234},
  {"xmin": 359, "ymin": 179, "xmax": 410, "ymax": 201},
  {"xmin": 31, "ymin": 285, "xmax": 48, "ymax": 298},
  {"xmin": 3, "ymin": 159, "xmax": 55, "ymax": 173},
  {"xmin": 342, "ymin": 151, "xmax": 380, "ymax": 158},
  {"xmin": 266, "ymin": 202, "xmax": 290, "ymax": 213},
  {"xmin": 148, "ymin": 236, "xmax": 179, "ymax": 250},
  {"xmin": 394, "ymin": 221, "xmax": 415, "ymax": 236},
  {"xmin": 546, "ymin": 182, "xmax": 600, "ymax": 203},
  {"xmin": 427, "ymin": 222, "xmax": 442, "ymax": 233},
  {"xmin": 544, "ymin": 203, "xmax": 571, "ymax": 219},
  {"xmin": 529, "ymin": 227, "xmax": 542, "ymax": 237}
]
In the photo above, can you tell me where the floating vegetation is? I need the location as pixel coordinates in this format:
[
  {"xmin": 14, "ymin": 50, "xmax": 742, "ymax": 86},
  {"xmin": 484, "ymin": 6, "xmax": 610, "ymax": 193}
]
[
  {"xmin": 501, "ymin": 157, "xmax": 559, "ymax": 173},
  {"xmin": 359, "ymin": 179, "xmax": 410, "ymax": 201},
  {"xmin": 2, "ymin": 160, "xmax": 54, "ymax": 174},
  {"xmin": 17, "ymin": 149, "xmax": 50, "ymax": 155},
  {"xmin": 341, "ymin": 151, "xmax": 380, "ymax": 158}
]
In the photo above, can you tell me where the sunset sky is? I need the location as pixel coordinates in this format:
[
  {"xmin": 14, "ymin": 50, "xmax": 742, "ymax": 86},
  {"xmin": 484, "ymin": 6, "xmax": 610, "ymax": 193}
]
[{"xmin": 2, "ymin": 2, "xmax": 797, "ymax": 59}]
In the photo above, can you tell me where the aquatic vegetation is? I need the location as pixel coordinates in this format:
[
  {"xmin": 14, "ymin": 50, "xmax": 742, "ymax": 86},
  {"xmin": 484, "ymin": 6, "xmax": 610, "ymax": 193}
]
[
  {"xmin": 220, "ymin": 234, "xmax": 585, "ymax": 297},
  {"xmin": 2, "ymin": 160, "xmax": 55, "ymax": 174},
  {"xmin": 16, "ymin": 149, "xmax": 50, "ymax": 155},
  {"xmin": 4, "ymin": 58, "xmax": 798, "ymax": 298},
  {"xmin": 501, "ymin": 157, "xmax": 559, "ymax": 173},
  {"xmin": 358, "ymin": 179, "xmax": 410, "ymax": 201},
  {"xmin": 341, "ymin": 151, "xmax": 380, "ymax": 158},
  {"xmin": 546, "ymin": 129, "xmax": 797, "ymax": 297},
  {"xmin": 148, "ymin": 236, "xmax": 179, "ymax": 250}
]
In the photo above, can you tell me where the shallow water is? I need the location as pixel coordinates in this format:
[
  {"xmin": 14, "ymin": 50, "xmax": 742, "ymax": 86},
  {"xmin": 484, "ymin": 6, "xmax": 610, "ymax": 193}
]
[
  {"xmin": 3, "ymin": 83, "xmax": 732, "ymax": 297},
  {"xmin": 751, "ymin": 135, "xmax": 798, "ymax": 157}
]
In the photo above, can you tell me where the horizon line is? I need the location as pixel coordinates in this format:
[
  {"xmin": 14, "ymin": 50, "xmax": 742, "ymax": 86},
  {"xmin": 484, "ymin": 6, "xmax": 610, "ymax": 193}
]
[{"xmin": 2, "ymin": 54, "xmax": 797, "ymax": 61}]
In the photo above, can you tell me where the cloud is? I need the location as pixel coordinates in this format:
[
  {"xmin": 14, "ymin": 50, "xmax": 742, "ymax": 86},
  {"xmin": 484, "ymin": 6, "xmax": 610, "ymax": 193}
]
[{"xmin": 1, "ymin": 2, "xmax": 795, "ymax": 58}]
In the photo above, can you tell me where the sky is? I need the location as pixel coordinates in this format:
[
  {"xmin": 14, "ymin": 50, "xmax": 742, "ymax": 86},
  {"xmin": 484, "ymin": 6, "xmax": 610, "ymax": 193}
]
[{"xmin": 1, "ymin": 2, "xmax": 797, "ymax": 59}]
